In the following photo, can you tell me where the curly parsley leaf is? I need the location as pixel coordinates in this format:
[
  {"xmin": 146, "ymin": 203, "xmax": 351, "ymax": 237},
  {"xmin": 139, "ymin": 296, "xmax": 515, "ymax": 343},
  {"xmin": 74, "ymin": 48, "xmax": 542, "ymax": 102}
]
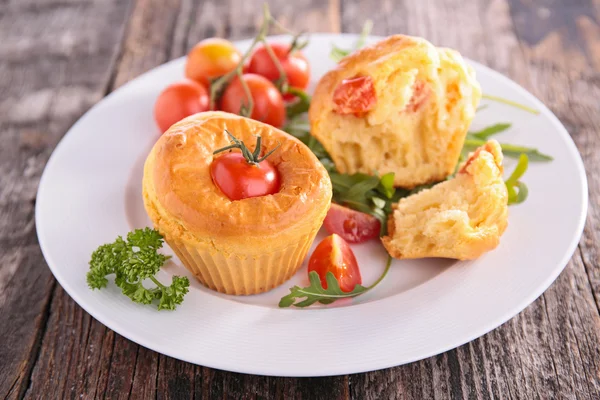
[
  {"xmin": 87, "ymin": 228, "xmax": 189, "ymax": 310},
  {"xmin": 279, "ymin": 256, "xmax": 392, "ymax": 308}
]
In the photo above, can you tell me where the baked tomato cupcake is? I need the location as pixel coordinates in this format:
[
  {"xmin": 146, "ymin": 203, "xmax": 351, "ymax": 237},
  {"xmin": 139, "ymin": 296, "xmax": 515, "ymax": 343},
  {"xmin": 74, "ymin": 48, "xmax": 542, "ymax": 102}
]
[{"xmin": 142, "ymin": 111, "xmax": 332, "ymax": 295}]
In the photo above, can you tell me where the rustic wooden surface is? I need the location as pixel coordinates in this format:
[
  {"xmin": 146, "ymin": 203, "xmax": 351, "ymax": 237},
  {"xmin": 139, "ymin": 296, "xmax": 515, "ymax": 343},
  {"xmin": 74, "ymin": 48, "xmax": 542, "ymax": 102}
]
[{"xmin": 0, "ymin": 0, "xmax": 599, "ymax": 398}]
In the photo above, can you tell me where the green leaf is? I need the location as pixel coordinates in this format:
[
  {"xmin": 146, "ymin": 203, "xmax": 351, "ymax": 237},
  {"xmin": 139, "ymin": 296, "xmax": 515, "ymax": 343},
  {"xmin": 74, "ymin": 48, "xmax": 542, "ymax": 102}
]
[
  {"xmin": 505, "ymin": 154, "xmax": 530, "ymax": 205},
  {"xmin": 329, "ymin": 20, "xmax": 372, "ymax": 62},
  {"xmin": 371, "ymin": 196, "xmax": 386, "ymax": 209},
  {"xmin": 279, "ymin": 256, "xmax": 392, "ymax": 308},
  {"xmin": 463, "ymin": 139, "xmax": 553, "ymax": 161},
  {"xmin": 376, "ymin": 172, "xmax": 396, "ymax": 199},
  {"xmin": 468, "ymin": 123, "xmax": 511, "ymax": 140},
  {"xmin": 515, "ymin": 181, "xmax": 529, "ymax": 204},
  {"xmin": 157, "ymin": 276, "xmax": 190, "ymax": 311},
  {"xmin": 505, "ymin": 153, "xmax": 529, "ymax": 186},
  {"xmin": 87, "ymin": 228, "xmax": 188, "ymax": 310},
  {"xmin": 344, "ymin": 175, "xmax": 380, "ymax": 200},
  {"xmin": 285, "ymin": 88, "xmax": 311, "ymax": 119},
  {"xmin": 481, "ymin": 94, "xmax": 540, "ymax": 114}
]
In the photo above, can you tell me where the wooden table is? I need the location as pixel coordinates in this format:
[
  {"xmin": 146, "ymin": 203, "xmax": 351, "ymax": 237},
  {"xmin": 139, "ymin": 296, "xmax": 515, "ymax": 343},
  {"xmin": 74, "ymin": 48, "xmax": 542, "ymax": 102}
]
[{"xmin": 1, "ymin": 0, "xmax": 599, "ymax": 398}]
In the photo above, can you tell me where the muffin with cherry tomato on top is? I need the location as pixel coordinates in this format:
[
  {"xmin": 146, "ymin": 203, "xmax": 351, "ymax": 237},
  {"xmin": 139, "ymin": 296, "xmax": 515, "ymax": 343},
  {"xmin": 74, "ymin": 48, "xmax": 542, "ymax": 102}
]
[{"xmin": 142, "ymin": 111, "xmax": 332, "ymax": 295}]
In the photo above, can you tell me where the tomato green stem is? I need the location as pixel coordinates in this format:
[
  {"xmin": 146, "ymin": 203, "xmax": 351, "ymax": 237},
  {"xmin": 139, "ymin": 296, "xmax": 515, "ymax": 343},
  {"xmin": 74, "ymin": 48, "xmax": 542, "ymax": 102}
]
[
  {"xmin": 213, "ymin": 129, "xmax": 280, "ymax": 166},
  {"xmin": 260, "ymin": 38, "xmax": 288, "ymax": 93},
  {"xmin": 208, "ymin": 3, "xmax": 307, "ymax": 112}
]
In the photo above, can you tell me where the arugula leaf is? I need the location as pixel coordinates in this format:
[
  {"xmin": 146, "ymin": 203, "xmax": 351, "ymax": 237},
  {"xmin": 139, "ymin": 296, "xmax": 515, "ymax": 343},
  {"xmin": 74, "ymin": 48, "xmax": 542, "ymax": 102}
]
[
  {"xmin": 285, "ymin": 88, "xmax": 311, "ymax": 119},
  {"xmin": 505, "ymin": 154, "xmax": 529, "ymax": 205},
  {"xmin": 376, "ymin": 172, "xmax": 396, "ymax": 199},
  {"xmin": 87, "ymin": 228, "xmax": 190, "ymax": 310},
  {"xmin": 468, "ymin": 123, "xmax": 511, "ymax": 140},
  {"xmin": 279, "ymin": 255, "xmax": 392, "ymax": 308},
  {"xmin": 481, "ymin": 94, "xmax": 540, "ymax": 115},
  {"xmin": 329, "ymin": 170, "xmax": 404, "ymax": 235},
  {"xmin": 330, "ymin": 20, "xmax": 373, "ymax": 62},
  {"xmin": 463, "ymin": 139, "xmax": 553, "ymax": 162}
]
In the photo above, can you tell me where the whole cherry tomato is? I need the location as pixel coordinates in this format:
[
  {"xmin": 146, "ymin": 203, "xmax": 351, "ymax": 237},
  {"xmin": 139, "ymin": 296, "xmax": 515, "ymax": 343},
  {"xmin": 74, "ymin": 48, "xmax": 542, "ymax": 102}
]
[
  {"xmin": 220, "ymin": 73, "xmax": 286, "ymax": 128},
  {"xmin": 332, "ymin": 75, "xmax": 376, "ymax": 116},
  {"xmin": 185, "ymin": 38, "xmax": 242, "ymax": 86},
  {"xmin": 247, "ymin": 42, "xmax": 310, "ymax": 100},
  {"xmin": 308, "ymin": 234, "xmax": 362, "ymax": 292},
  {"xmin": 323, "ymin": 203, "xmax": 381, "ymax": 244},
  {"xmin": 154, "ymin": 80, "xmax": 209, "ymax": 133},
  {"xmin": 210, "ymin": 152, "xmax": 280, "ymax": 201}
]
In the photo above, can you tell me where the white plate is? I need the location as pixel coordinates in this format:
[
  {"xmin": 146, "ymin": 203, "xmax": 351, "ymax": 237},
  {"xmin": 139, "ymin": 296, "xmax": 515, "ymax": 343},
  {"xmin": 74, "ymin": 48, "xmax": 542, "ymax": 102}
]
[{"xmin": 36, "ymin": 34, "xmax": 588, "ymax": 376}]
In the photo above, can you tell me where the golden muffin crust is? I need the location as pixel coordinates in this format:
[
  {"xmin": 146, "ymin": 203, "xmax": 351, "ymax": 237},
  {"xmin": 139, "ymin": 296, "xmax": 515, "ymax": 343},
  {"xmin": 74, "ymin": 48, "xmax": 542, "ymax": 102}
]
[
  {"xmin": 309, "ymin": 35, "xmax": 481, "ymax": 188},
  {"xmin": 143, "ymin": 112, "xmax": 332, "ymax": 255},
  {"xmin": 381, "ymin": 140, "xmax": 508, "ymax": 260}
]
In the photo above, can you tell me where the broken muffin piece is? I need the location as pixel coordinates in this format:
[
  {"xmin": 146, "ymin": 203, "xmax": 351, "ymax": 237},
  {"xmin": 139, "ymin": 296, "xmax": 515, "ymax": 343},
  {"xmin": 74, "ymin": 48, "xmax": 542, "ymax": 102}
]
[{"xmin": 381, "ymin": 140, "xmax": 508, "ymax": 260}]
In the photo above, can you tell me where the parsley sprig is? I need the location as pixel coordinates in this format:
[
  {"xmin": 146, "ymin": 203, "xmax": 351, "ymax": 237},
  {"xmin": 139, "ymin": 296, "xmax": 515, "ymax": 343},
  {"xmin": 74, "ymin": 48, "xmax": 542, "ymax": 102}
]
[
  {"xmin": 87, "ymin": 228, "xmax": 189, "ymax": 310},
  {"xmin": 279, "ymin": 255, "xmax": 392, "ymax": 308}
]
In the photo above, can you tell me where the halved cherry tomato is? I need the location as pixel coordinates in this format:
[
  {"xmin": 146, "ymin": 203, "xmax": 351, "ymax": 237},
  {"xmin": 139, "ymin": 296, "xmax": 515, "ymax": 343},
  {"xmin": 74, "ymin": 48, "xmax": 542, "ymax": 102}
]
[
  {"xmin": 220, "ymin": 73, "xmax": 286, "ymax": 128},
  {"xmin": 185, "ymin": 38, "xmax": 242, "ymax": 86},
  {"xmin": 247, "ymin": 43, "xmax": 310, "ymax": 100},
  {"xmin": 154, "ymin": 80, "xmax": 209, "ymax": 133},
  {"xmin": 210, "ymin": 152, "xmax": 280, "ymax": 201},
  {"xmin": 332, "ymin": 75, "xmax": 376, "ymax": 116},
  {"xmin": 323, "ymin": 203, "xmax": 381, "ymax": 244},
  {"xmin": 308, "ymin": 234, "xmax": 362, "ymax": 292},
  {"xmin": 406, "ymin": 80, "xmax": 431, "ymax": 112}
]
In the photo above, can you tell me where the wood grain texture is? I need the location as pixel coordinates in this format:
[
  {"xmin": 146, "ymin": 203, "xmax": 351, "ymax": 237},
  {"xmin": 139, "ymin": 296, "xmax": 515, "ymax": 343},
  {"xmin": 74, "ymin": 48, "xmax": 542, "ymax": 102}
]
[
  {"xmin": 0, "ymin": 0, "xmax": 599, "ymax": 399},
  {"xmin": 0, "ymin": 0, "xmax": 132, "ymax": 398}
]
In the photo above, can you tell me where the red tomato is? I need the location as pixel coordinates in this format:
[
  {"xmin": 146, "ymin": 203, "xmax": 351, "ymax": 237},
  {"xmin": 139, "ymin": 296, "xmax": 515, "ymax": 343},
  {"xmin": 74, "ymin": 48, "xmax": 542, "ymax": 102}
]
[
  {"xmin": 406, "ymin": 80, "xmax": 431, "ymax": 112},
  {"xmin": 220, "ymin": 74, "xmax": 286, "ymax": 128},
  {"xmin": 210, "ymin": 152, "xmax": 280, "ymax": 201},
  {"xmin": 332, "ymin": 75, "xmax": 376, "ymax": 116},
  {"xmin": 247, "ymin": 43, "xmax": 310, "ymax": 100},
  {"xmin": 185, "ymin": 38, "xmax": 242, "ymax": 86},
  {"xmin": 323, "ymin": 203, "xmax": 381, "ymax": 244},
  {"xmin": 308, "ymin": 234, "xmax": 362, "ymax": 292},
  {"xmin": 154, "ymin": 80, "xmax": 209, "ymax": 133}
]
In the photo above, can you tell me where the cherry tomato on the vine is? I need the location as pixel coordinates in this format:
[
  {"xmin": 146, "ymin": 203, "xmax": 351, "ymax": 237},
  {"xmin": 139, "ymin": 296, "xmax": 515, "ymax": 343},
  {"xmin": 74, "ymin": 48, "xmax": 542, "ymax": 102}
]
[
  {"xmin": 154, "ymin": 80, "xmax": 209, "ymax": 133},
  {"xmin": 247, "ymin": 42, "xmax": 310, "ymax": 101},
  {"xmin": 220, "ymin": 73, "xmax": 286, "ymax": 128},
  {"xmin": 185, "ymin": 38, "xmax": 242, "ymax": 86},
  {"xmin": 210, "ymin": 152, "xmax": 280, "ymax": 201},
  {"xmin": 308, "ymin": 234, "xmax": 362, "ymax": 293},
  {"xmin": 323, "ymin": 203, "xmax": 381, "ymax": 244},
  {"xmin": 332, "ymin": 75, "xmax": 377, "ymax": 116}
]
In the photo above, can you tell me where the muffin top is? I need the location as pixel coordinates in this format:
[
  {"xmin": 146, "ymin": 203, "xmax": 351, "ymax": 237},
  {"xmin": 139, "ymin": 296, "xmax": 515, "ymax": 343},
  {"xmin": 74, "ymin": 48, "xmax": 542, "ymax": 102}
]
[{"xmin": 143, "ymin": 112, "xmax": 332, "ymax": 246}]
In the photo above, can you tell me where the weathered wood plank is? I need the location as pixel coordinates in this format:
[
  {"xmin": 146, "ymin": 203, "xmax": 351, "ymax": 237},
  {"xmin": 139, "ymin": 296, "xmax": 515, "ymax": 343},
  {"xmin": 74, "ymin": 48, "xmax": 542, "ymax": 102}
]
[
  {"xmin": 0, "ymin": 0, "xmax": 132, "ymax": 398},
  {"xmin": 0, "ymin": 246, "xmax": 54, "ymax": 400}
]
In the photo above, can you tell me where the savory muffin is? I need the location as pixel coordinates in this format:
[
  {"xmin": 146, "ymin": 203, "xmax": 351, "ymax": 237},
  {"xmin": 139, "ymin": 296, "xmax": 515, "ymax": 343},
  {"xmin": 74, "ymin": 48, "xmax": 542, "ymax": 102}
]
[
  {"xmin": 381, "ymin": 140, "xmax": 508, "ymax": 260},
  {"xmin": 309, "ymin": 35, "xmax": 481, "ymax": 188},
  {"xmin": 142, "ymin": 111, "xmax": 332, "ymax": 295}
]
